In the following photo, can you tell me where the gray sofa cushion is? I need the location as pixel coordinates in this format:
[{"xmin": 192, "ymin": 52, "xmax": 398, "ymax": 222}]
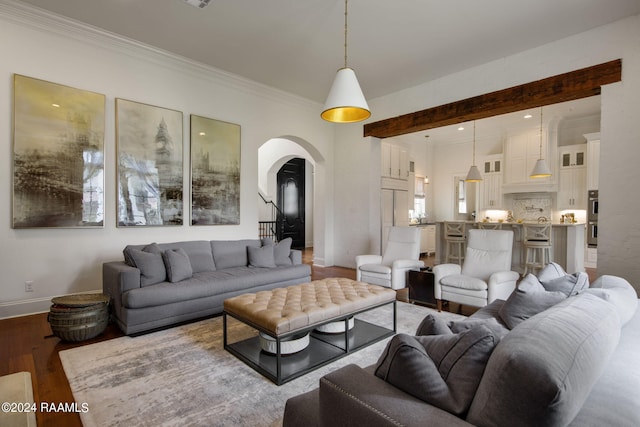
[
  {"xmin": 536, "ymin": 261, "xmax": 566, "ymax": 282},
  {"xmin": 274, "ymin": 237, "xmax": 293, "ymax": 266},
  {"xmin": 415, "ymin": 314, "xmax": 453, "ymax": 336},
  {"xmin": 126, "ymin": 244, "xmax": 166, "ymax": 286},
  {"xmin": 499, "ymin": 274, "xmax": 566, "ymax": 329},
  {"xmin": 585, "ymin": 275, "xmax": 638, "ymax": 325},
  {"xmin": 374, "ymin": 326, "xmax": 500, "ymax": 416},
  {"xmin": 247, "ymin": 245, "xmax": 277, "ymax": 268},
  {"xmin": 156, "ymin": 241, "xmax": 215, "ymax": 273},
  {"xmin": 211, "ymin": 239, "xmax": 261, "ymax": 269},
  {"xmin": 162, "ymin": 248, "xmax": 193, "ymax": 282},
  {"xmin": 123, "ymin": 264, "xmax": 311, "ymax": 309},
  {"xmin": 540, "ymin": 271, "xmax": 589, "ymax": 296},
  {"xmin": 467, "ymin": 293, "xmax": 622, "ymax": 427}
]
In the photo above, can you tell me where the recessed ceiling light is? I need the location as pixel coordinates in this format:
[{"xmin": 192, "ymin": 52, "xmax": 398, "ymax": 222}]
[
  {"xmin": 52, "ymin": 103, "xmax": 60, "ymax": 108},
  {"xmin": 458, "ymin": 126, "xmax": 465, "ymax": 131},
  {"xmin": 524, "ymin": 114, "xmax": 532, "ymax": 119},
  {"xmin": 199, "ymin": 132, "xmax": 206, "ymax": 136}
]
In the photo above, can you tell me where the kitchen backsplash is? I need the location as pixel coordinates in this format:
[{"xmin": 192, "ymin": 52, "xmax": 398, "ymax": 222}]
[{"xmin": 512, "ymin": 196, "xmax": 553, "ymax": 221}]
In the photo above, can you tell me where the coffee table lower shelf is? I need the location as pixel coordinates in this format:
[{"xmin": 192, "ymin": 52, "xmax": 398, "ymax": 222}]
[{"xmin": 224, "ymin": 302, "xmax": 396, "ymax": 385}]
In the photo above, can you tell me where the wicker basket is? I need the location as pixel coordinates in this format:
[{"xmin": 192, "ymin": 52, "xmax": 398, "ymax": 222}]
[{"xmin": 48, "ymin": 294, "xmax": 109, "ymax": 342}]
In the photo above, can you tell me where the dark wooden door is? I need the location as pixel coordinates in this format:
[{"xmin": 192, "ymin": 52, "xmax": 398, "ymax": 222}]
[{"xmin": 277, "ymin": 158, "xmax": 305, "ymax": 249}]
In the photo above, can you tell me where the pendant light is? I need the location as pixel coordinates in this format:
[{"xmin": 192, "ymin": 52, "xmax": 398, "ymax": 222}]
[
  {"xmin": 321, "ymin": 0, "xmax": 371, "ymax": 123},
  {"xmin": 530, "ymin": 107, "xmax": 552, "ymax": 178},
  {"xmin": 465, "ymin": 121, "xmax": 483, "ymax": 182}
]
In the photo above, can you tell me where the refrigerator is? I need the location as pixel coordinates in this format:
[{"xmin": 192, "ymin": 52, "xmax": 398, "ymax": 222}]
[{"xmin": 381, "ymin": 188, "xmax": 409, "ymax": 250}]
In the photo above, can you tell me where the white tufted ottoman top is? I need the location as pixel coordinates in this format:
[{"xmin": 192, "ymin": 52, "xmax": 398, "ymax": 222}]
[{"xmin": 223, "ymin": 278, "xmax": 396, "ymax": 335}]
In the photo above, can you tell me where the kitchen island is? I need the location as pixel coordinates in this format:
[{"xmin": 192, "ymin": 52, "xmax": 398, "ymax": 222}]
[{"xmin": 434, "ymin": 221, "xmax": 585, "ymax": 274}]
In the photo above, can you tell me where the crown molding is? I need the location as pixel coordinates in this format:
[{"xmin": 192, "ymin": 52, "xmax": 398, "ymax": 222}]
[{"xmin": 0, "ymin": 0, "xmax": 319, "ymax": 110}]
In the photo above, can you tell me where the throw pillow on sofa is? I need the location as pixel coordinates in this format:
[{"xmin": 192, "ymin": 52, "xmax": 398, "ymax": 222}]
[
  {"xmin": 247, "ymin": 245, "xmax": 277, "ymax": 268},
  {"xmin": 162, "ymin": 248, "xmax": 193, "ymax": 282},
  {"xmin": 537, "ymin": 262, "xmax": 589, "ymax": 296},
  {"xmin": 374, "ymin": 324, "xmax": 501, "ymax": 416},
  {"xmin": 499, "ymin": 274, "xmax": 567, "ymax": 329},
  {"xmin": 126, "ymin": 244, "xmax": 166, "ymax": 286},
  {"xmin": 415, "ymin": 314, "xmax": 453, "ymax": 336},
  {"xmin": 274, "ymin": 237, "xmax": 293, "ymax": 266}
]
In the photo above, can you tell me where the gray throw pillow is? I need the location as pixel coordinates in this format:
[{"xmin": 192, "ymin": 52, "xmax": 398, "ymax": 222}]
[
  {"xmin": 415, "ymin": 314, "xmax": 453, "ymax": 336},
  {"xmin": 128, "ymin": 247, "xmax": 166, "ymax": 286},
  {"xmin": 449, "ymin": 318, "xmax": 509, "ymax": 338},
  {"xmin": 162, "ymin": 248, "xmax": 193, "ymax": 282},
  {"xmin": 274, "ymin": 237, "xmax": 293, "ymax": 266},
  {"xmin": 247, "ymin": 245, "xmax": 277, "ymax": 268},
  {"xmin": 540, "ymin": 272, "xmax": 589, "ymax": 296},
  {"xmin": 536, "ymin": 262, "xmax": 566, "ymax": 282},
  {"xmin": 499, "ymin": 274, "xmax": 566, "ymax": 329},
  {"xmin": 375, "ymin": 325, "xmax": 501, "ymax": 416}
]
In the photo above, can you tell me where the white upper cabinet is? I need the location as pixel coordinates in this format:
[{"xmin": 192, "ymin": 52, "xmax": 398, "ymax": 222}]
[
  {"xmin": 480, "ymin": 155, "xmax": 503, "ymax": 209},
  {"xmin": 503, "ymin": 128, "xmax": 556, "ymax": 193},
  {"xmin": 381, "ymin": 142, "xmax": 409, "ymax": 180},
  {"xmin": 557, "ymin": 144, "xmax": 587, "ymax": 209},
  {"xmin": 584, "ymin": 132, "xmax": 600, "ymax": 191}
]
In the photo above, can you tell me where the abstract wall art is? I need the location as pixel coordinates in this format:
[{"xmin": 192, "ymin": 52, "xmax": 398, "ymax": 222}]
[
  {"xmin": 190, "ymin": 115, "xmax": 241, "ymax": 225},
  {"xmin": 12, "ymin": 74, "xmax": 106, "ymax": 228},
  {"xmin": 116, "ymin": 98, "xmax": 183, "ymax": 226}
]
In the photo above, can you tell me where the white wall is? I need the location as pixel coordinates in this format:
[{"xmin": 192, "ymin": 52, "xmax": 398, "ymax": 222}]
[
  {"xmin": 334, "ymin": 14, "xmax": 640, "ymax": 296},
  {"xmin": 0, "ymin": 3, "xmax": 334, "ymax": 317}
]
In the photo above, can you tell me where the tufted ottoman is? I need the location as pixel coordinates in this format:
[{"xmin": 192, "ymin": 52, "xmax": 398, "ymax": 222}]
[{"xmin": 223, "ymin": 278, "xmax": 397, "ymax": 385}]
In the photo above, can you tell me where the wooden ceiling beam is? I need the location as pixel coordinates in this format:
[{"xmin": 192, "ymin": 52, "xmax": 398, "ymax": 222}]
[{"xmin": 363, "ymin": 59, "xmax": 622, "ymax": 139}]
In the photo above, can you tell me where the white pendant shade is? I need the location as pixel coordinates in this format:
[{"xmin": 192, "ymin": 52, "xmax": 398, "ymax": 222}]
[
  {"xmin": 465, "ymin": 165, "xmax": 483, "ymax": 182},
  {"xmin": 321, "ymin": 67, "xmax": 371, "ymax": 123},
  {"xmin": 530, "ymin": 158, "xmax": 552, "ymax": 178}
]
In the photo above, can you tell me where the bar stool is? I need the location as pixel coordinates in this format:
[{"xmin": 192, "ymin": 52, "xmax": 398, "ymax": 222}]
[
  {"xmin": 444, "ymin": 221, "xmax": 466, "ymax": 265},
  {"xmin": 523, "ymin": 223, "xmax": 552, "ymax": 275}
]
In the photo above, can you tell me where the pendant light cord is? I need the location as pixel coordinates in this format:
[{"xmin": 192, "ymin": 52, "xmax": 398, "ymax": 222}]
[
  {"xmin": 472, "ymin": 121, "xmax": 477, "ymax": 165},
  {"xmin": 343, "ymin": 0, "xmax": 348, "ymax": 68},
  {"xmin": 539, "ymin": 107, "xmax": 543, "ymax": 159}
]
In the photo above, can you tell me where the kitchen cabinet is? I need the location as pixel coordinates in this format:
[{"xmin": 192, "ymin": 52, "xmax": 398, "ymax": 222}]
[
  {"xmin": 480, "ymin": 155, "xmax": 503, "ymax": 209},
  {"xmin": 559, "ymin": 144, "xmax": 586, "ymax": 169},
  {"xmin": 381, "ymin": 142, "xmax": 409, "ymax": 180},
  {"xmin": 419, "ymin": 224, "xmax": 436, "ymax": 256},
  {"xmin": 503, "ymin": 130, "xmax": 555, "ymax": 192},
  {"xmin": 585, "ymin": 133, "xmax": 600, "ymax": 190},
  {"xmin": 557, "ymin": 144, "xmax": 587, "ymax": 209}
]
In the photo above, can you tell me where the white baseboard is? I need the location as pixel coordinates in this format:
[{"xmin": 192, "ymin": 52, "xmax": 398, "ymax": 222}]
[{"xmin": 0, "ymin": 289, "xmax": 103, "ymax": 320}]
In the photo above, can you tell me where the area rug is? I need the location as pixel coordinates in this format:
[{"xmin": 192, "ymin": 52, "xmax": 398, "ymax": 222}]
[{"xmin": 60, "ymin": 302, "xmax": 464, "ymax": 427}]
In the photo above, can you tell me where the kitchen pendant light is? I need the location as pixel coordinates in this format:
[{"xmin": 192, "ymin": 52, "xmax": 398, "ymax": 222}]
[
  {"xmin": 465, "ymin": 121, "xmax": 483, "ymax": 182},
  {"xmin": 530, "ymin": 107, "xmax": 552, "ymax": 178},
  {"xmin": 321, "ymin": 0, "xmax": 370, "ymax": 123}
]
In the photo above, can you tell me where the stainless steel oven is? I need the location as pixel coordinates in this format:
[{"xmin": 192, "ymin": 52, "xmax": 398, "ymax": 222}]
[
  {"xmin": 588, "ymin": 190, "xmax": 598, "ymax": 221},
  {"xmin": 588, "ymin": 190, "xmax": 598, "ymax": 247},
  {"xmin": 587, "ymin": 222, "xmax": 598, "ymax": 247}
]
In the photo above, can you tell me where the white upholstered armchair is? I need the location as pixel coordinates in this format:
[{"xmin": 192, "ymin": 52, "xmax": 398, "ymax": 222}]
[
  {"xmin": 356, "ymin": 226, "xmax": 424, "ymax": 290},
  {"xmin": 433, "ymin": 229, "xmax": 519, "ymax": 311}
]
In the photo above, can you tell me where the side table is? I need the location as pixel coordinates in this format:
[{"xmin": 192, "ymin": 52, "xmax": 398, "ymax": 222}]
[
  {"xmin": 48, "ymin": 293, "xmax": 109, "ymax": 342},
  {"xmin": 408, "ymin": 268, "xmax": 437, "ymax": 307}
]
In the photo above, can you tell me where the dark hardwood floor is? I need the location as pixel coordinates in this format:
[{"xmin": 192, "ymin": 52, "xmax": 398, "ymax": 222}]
[{"xmin": 0, "ymin": 248, "xmax": 595, "ymax": 426}]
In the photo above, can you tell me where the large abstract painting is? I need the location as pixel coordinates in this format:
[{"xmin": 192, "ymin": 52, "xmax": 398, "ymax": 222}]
[
  {"xmin": 13, "ymin": 74, "xmax": 106, "ymax": 228},
  {"xmin": 116, "ymin": 99, "xmax": 183, "ymax": 226},
  {"xmin": 190, "ymin": 115, "xmax": 240, "ymax": 225}
]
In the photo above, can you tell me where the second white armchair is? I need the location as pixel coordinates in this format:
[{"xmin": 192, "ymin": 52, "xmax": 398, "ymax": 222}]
[
  {"xmin": 356, "ymin": 226, "xmax": 424, "ymax": 290},
  {"xmin": 433, "ymin": 229, "xmax": 519, "ymax": 311}
]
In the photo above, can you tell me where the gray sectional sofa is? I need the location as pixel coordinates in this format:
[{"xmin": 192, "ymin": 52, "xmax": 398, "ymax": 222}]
[
  {"xmin": 103, "ymin": 238, "xmax": 311, "ymax": 334},
  {"xmin": 284, "ymin": 266, "xmax": 640, "ymax": 427}
]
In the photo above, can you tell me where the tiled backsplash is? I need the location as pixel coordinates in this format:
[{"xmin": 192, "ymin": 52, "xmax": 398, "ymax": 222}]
[{"xmin": 512, "ymin": 196, "xmax": 553, "ymax": 221}]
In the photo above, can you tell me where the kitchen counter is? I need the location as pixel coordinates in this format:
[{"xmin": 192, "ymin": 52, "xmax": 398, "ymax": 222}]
[{"xmin": 434, "ymin": 221, "xmax": 585, "ymax": 273}]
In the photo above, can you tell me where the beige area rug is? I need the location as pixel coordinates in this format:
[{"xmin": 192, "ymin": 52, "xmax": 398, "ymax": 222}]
[{"xmin": 60, "ymin": 302, "xmax": 464, "ymax": 427}]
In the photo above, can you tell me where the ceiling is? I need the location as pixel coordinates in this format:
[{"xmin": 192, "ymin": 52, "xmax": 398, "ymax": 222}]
[{"xmin": 15, "ymin": 0, "xmax": 640, "ymax": 103}]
